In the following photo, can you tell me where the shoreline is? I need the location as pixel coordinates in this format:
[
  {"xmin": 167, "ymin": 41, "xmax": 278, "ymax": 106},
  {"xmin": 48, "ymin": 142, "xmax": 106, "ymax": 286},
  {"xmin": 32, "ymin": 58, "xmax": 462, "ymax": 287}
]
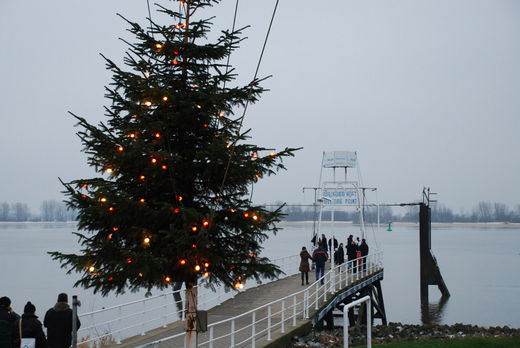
[
  {"xmin": 292, "ymin": 322, "xmax": 520, "ymax": 347},
  {"xmin": 278, "ymin": 220, "xmax": 520, "ymax": 228}
]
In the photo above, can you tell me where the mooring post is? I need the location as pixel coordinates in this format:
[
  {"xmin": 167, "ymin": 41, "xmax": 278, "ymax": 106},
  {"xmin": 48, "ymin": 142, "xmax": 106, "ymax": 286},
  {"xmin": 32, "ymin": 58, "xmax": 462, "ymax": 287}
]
[{"xmin": 419, "ymin": 203, "xmax": 450, "ymax": 300}]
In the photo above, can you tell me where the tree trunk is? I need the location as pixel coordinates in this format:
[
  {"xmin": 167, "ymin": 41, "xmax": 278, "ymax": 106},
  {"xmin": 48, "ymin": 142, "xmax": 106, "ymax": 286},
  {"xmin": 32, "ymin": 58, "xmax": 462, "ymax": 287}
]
[{"xmin": 186, "ymin": 280, "xmax": 198, "ymax": 348}]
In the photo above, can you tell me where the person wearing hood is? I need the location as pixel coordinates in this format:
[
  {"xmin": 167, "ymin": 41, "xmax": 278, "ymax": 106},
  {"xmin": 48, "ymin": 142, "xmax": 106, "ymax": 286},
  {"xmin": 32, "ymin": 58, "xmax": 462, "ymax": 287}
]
[
  {"xmin": 0, "ymin": 296, "xmax": 20, "ymax": 348},
  {"xmin": 44, "ymin": 293, "xmax": 80, "ymax": 348},
  {"xmin": 13, "ymin": 301, "xmax": 47, "ymax": 348}
]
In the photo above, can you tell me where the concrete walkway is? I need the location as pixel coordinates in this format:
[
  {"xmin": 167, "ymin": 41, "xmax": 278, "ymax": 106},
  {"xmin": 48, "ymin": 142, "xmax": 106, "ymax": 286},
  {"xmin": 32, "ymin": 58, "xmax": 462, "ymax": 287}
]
[{"xmin": 106, "ymin": 264, "xmax": 380, "ymax": 348}]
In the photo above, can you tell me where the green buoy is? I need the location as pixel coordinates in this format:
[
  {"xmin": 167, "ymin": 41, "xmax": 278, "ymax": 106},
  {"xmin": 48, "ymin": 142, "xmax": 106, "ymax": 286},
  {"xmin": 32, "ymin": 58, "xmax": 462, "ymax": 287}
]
[{"xmin": 387, "ymin": 220, "xmax": 392, "ymax": 231}]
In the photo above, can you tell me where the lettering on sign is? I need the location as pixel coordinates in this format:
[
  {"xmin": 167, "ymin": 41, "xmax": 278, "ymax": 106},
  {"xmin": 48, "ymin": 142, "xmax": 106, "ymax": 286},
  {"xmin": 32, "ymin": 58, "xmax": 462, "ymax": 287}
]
[{"xmin": 322, "ymin": 189, "xmax": 358, "ymax": 205}]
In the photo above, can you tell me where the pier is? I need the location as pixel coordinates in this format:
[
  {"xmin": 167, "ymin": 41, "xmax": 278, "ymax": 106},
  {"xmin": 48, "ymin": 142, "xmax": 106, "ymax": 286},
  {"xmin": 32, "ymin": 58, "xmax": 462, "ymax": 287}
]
[{"xmin": 77, "ymin": 252, "xmax": 385, "ymax": 348}]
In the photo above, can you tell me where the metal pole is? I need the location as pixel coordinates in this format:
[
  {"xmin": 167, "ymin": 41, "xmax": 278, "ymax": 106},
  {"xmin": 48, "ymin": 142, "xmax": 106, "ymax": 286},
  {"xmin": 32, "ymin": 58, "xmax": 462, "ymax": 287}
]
[
  {"xmin": 361, "ymin": 188, "xmax": 366, "ymax": 239},
  {"xmin": 281, "ymin": 300, "xmax": 285, "ymax": 333},
  {"xmin": 163, "ymin": 294, "xmax": 168, "ymax": 328},
  {"xmin": 117, "ymin": 306, "xmax": 122, "ymax": 344},
  {"xmin": 315, "ymin": 283, "xmax": 319, "ymax": 310},
  {"xmin": 267, "ymin": 306, "xmax": 271, "ymax": 340},
  {"xmin": 72, "ymin": 295, "xmax": 80, "ymax": 348},
  {"xmin": 251, "ymin": 312, "xmax": 256, "ymax": 348},
  {"xmin": 293, "ymin": 296, "xmax": 297, "ymax": 326},
  {"xmin": 367, "ymin": 297, "xmax": 372, "ymax": 348},
  {"xmin": 231, "ymin": 320, "xmax": 235, "ymax": 347}
]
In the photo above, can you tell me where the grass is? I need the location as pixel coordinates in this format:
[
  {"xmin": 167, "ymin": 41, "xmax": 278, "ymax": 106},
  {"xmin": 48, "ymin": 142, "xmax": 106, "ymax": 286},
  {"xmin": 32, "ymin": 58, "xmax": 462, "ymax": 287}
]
[{"xmin": 352, "ymin": 336, "xmax": 520, "ymax": 347}]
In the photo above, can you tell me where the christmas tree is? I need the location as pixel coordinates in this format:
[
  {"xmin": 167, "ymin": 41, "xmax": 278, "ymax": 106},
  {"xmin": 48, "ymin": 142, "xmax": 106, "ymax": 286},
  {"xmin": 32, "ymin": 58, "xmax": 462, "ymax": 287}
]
[{"xmin": 50, "ymin": 0, "xmax": 298, "ymax": 295}]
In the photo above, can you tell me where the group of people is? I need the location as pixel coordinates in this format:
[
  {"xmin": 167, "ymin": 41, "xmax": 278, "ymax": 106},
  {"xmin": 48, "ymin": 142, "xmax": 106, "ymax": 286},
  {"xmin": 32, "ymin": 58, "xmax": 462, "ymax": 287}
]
[
  {"xmin": 0, "ymin": 293, "xmax": 80, "ymax": 348},
  {"xmin": 299, "ymin": 233, "xmax": 370, "ymax": 286}
]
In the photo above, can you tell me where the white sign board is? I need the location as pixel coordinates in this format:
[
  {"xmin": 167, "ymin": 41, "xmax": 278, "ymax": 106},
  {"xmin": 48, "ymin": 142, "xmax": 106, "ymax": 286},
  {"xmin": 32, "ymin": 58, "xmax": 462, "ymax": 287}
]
[
  {"xmin": 322, "ymin": 188, "xmax": 358, "ymax": 206},
  {"xmin": 323, "ymin": 151, "xmax": 357, "ymax": 168}
]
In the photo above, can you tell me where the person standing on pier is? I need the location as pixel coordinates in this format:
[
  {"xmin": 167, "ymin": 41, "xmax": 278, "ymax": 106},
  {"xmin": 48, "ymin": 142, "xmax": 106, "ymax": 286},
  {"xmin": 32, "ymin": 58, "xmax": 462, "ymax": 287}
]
[
  {"xmin": 335, "ymin": 243, "xmax": 345, "ymax": 265},
  {"xmin": 328, "ymin": 236, "xmax": 338, "ymax": 259},
  {"xmin": 44, "ymin": 293, "xmax": 80, "ymax": 348},
  {"xmin": 359, "ymin": 238, "xmax": 369, "ymax": 271},
  {"xmin": 319, "ymin": 234, "xmax": 327, "ymax": 250},
  {"xmin": 347, "ymin": 238, "xmax": 359, "ymax": 272},
  {"xmin": 0, "ymin": 296, "xmax": 19, "ymax": 348},
  {"xmin": 299, "ymin": 247, "xmax": 312, "ymax": 285},
  {"xmin": 312, "ymin": 246, "xmax": 329, "ymax": 285},
  {"xmin": 13, "ymin": 301, "xmax": 47, "ymax": 348}
]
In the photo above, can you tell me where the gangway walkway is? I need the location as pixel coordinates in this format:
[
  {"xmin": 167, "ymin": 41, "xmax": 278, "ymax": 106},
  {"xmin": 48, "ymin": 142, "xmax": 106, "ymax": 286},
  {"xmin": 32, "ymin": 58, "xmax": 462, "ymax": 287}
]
[
  {"xmin": 98, "ymin": 251, "xmax": 383, "ymax": 348},
  {"xmin": 77, "ymin": 255, "xmax": 300, "ymax": 347}
]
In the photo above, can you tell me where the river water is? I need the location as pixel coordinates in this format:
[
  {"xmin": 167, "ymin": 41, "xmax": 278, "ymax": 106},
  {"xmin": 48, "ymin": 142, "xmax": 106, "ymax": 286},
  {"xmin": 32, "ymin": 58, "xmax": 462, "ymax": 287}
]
[{"xmin": 1, "ymin": 221, "xmax": 519, "ymax": 328}]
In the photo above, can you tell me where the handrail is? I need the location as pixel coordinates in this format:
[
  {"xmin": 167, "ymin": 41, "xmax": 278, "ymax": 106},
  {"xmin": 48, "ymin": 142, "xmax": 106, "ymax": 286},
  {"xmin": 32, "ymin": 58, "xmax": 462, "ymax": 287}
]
[
  {"xmin": 343, "ymin": 295, "xmax": 372, "ymax": 348},
  {"xmin": 137, "ymin": 250, "xmax": 383, "ymax": 348},
  {"xmin": 79, "ymin": 289, "xmax": 184, "ymax": 317}
]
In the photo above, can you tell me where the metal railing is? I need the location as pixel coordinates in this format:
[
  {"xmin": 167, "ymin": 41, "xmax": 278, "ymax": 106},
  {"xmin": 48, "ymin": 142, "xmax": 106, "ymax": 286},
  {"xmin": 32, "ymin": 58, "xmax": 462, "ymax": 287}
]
[
  {"xmin": 76, "ymin": 254, "xmax": 300, "ymax": 347},
  {"xmin": 137, "ymin": 251, "xmax": 383, "ymax": 348},
  {"xmin": 343, "ymin": 295, "xmax": 372, "ymax": 348}
]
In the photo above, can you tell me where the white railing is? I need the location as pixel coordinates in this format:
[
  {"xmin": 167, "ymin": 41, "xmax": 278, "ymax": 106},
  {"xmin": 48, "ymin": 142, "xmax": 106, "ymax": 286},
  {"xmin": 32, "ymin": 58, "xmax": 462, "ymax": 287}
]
[
  {"xmin": 343, "ymin": 296, "xmax": 372, "ymax": 348},
  {"xmin": 77, "ymin": 254, "xmax": 300, "ymax": 346},
  {"xmin": 137, "ymin": 251, "xmax": 383, "ymax": 348}
]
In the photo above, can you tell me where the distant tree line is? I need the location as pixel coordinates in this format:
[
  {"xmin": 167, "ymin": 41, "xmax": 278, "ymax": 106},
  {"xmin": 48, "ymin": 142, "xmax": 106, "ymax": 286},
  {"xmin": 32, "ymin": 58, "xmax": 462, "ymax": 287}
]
[
  {"xmin": 279, "ymin": 201, "xmax": 520, "ymax": 223},
  {"xmin": 0, "ymin": 200, "xmax": 76, "ymax": 222},
  {"xmin": 1, "ymin": 200, "xmax": 519, "ymax": 223}
]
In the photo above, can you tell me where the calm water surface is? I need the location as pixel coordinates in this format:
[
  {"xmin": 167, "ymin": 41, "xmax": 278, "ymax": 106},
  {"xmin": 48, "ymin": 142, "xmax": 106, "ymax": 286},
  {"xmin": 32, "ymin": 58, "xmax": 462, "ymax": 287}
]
[{"xmin": 1, "ymin": 221, "xmax": 519, "ymax": 328}]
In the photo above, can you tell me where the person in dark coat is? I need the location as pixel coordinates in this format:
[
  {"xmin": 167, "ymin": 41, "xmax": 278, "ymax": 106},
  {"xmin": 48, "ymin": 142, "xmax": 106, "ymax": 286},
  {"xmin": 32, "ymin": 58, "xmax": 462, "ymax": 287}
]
[
  {"xmin": 44, "ymin": 293, "xmax": 80, "ymax": 348},
  {"xmin": 334, "ymin": 243, "xmax": 345, "ymax": 265},
  {"xmin": 359, "ymin": 238, "xmax": 369, "ymax": 271},
  {"xmin": 319, "ymin": 234, "xmax": 327, "ymax": 251},
  {"xmin": 346, "ymin": 238, "xmax": 359, "ymax": 272},
  {"xmin": 0, "ymin": 296, "xmax": 20, "ymax": 348},
  {"xmin": 299, "ymin": 247, "xmax": 312, "ymax": 285},
  {"xmin": 312, "ymin": 246, "xmax": 329, "ymax": 285},
  {"xmin": 13, "ymin": 301, "xmax": 47, "ymax": 348},
  {"xmin": 328, "ymin": 237, "xmax": 338, "ymax": 259}
]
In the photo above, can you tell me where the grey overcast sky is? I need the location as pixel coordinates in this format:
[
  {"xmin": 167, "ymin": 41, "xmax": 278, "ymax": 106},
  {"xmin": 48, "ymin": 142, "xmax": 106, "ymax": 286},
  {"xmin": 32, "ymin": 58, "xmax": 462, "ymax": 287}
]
[{"xmin": 1, "ymin": 0, "xmax": 519, "ymax": 213}]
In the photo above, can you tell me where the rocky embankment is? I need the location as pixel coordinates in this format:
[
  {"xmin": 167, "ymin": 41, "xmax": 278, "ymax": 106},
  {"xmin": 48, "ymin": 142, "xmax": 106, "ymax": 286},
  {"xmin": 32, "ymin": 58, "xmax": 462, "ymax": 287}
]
[{"xmin": 290, "ymin": 322, "xmax": 520, "ymax": 347}]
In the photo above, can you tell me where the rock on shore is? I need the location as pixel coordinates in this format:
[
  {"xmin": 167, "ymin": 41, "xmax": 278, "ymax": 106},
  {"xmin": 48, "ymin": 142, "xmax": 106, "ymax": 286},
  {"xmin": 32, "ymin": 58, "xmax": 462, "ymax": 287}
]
[{"xmin": 290, "ymin": 322, "xmax": 520, "ymax": 347}]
